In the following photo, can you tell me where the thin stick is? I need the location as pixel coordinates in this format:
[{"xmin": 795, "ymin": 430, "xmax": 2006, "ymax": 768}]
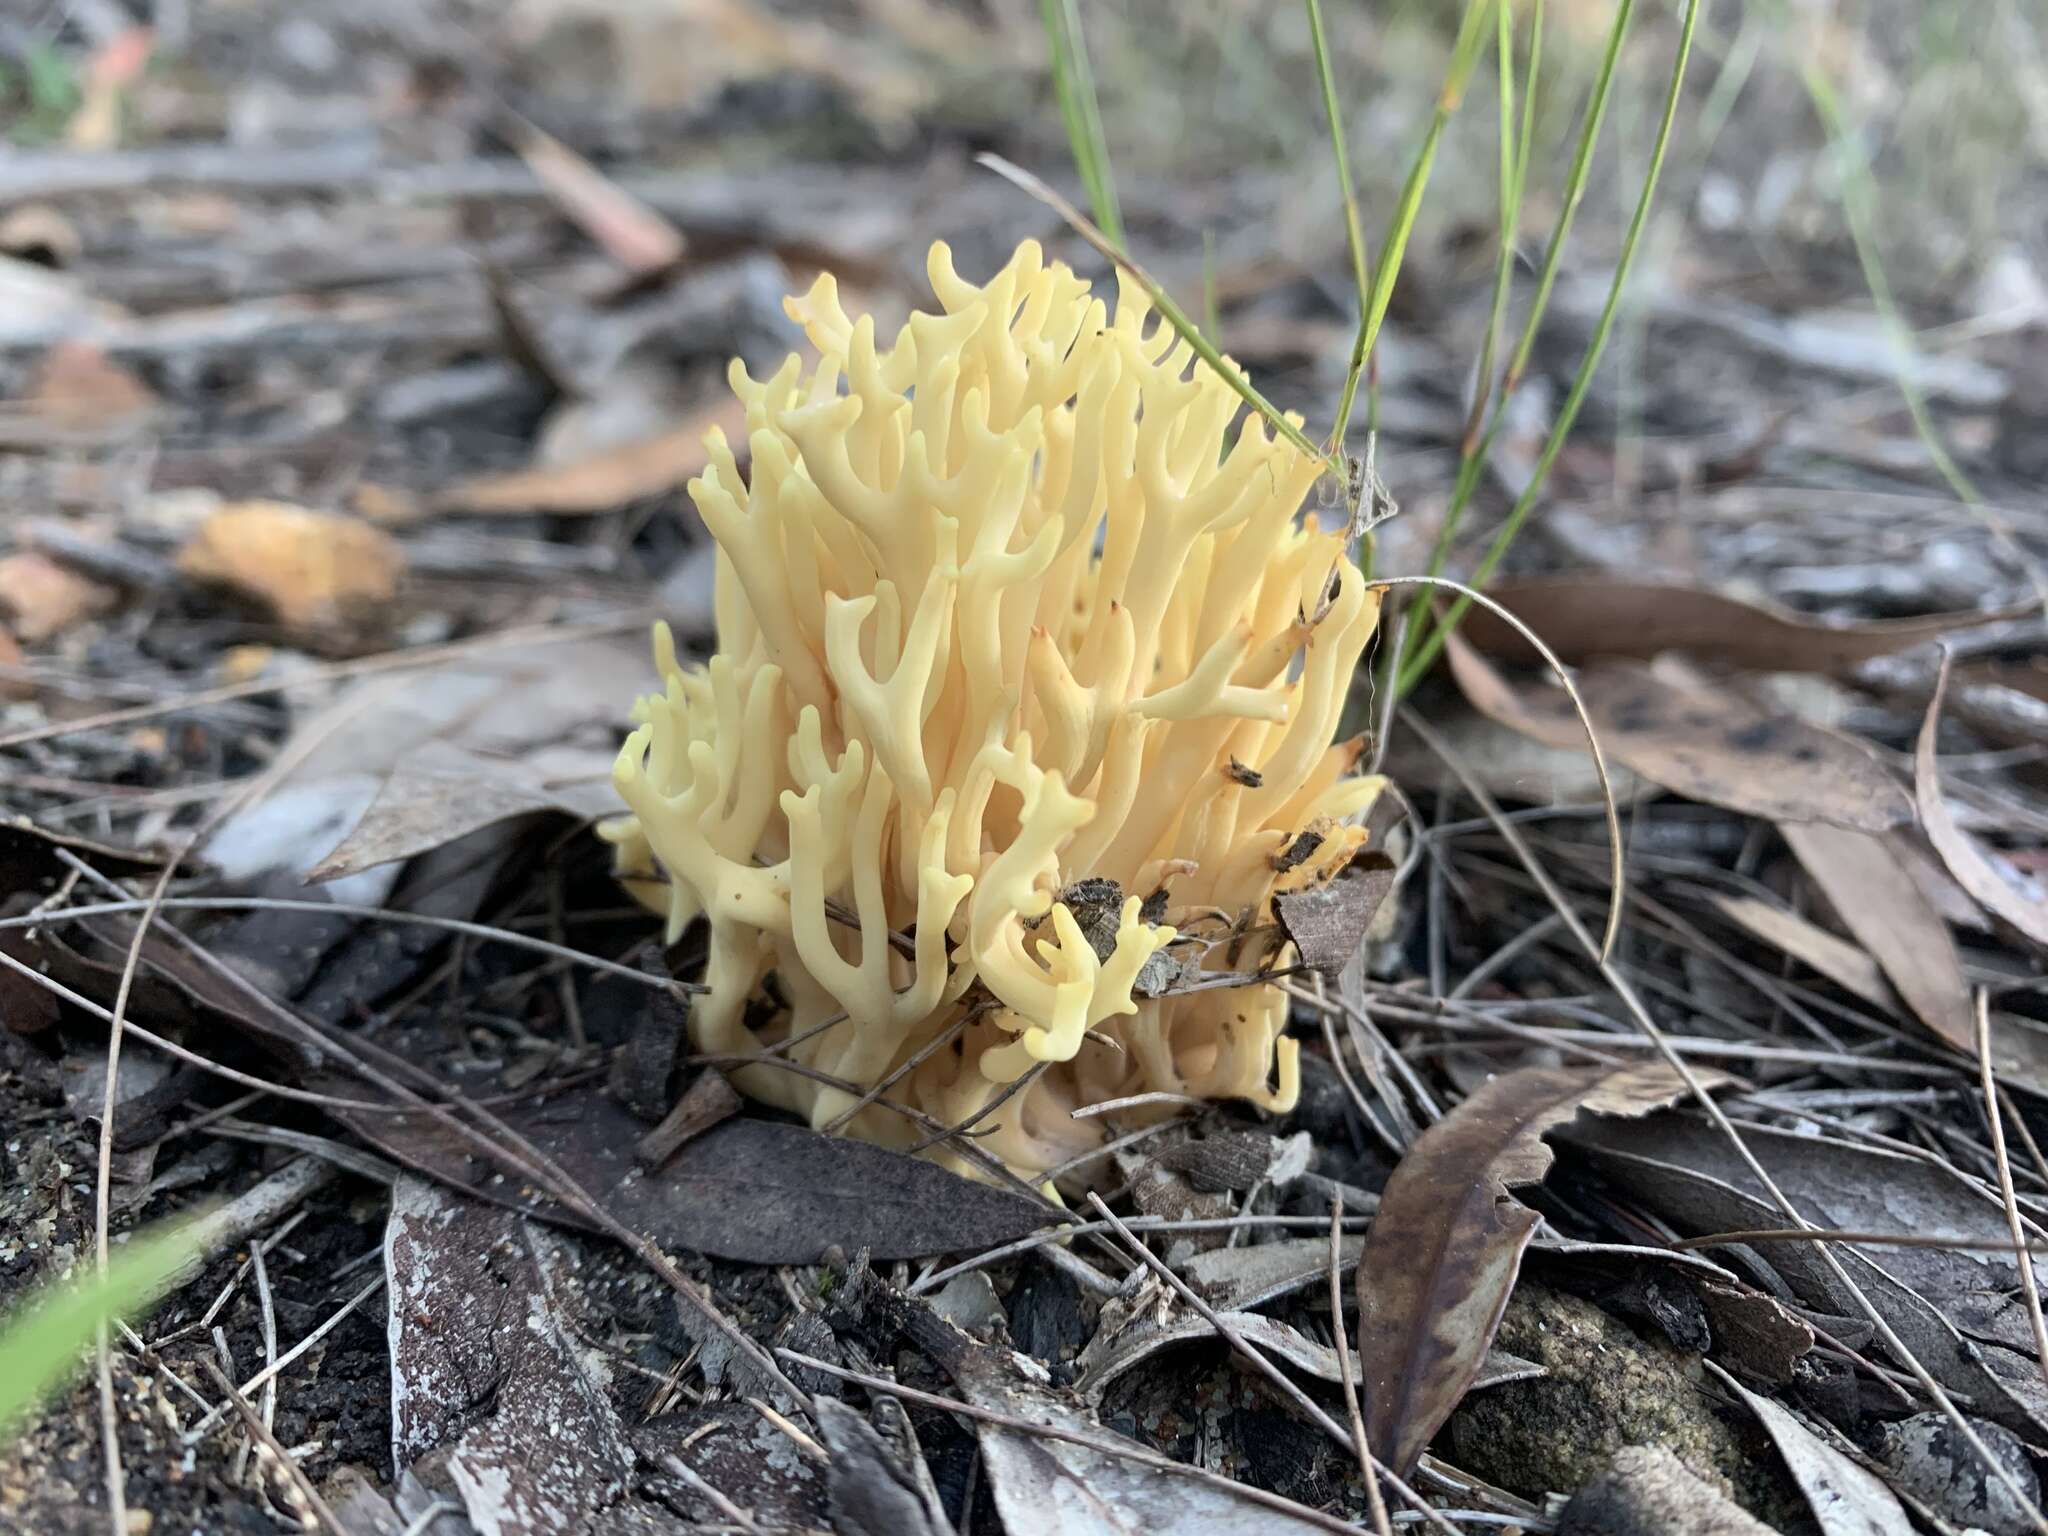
[
  {"xmin": 1671, "ymin": 1227, "xmax": 2048, "ymax": 1255},
  {"xmin": 182, "ymin": 1276, "xmax": 386, "ymax": 1444},
  {"xmin": 909, "ymin": 1212, "xmax": 1372, "ymax": 1296},
  {"xmin": 1, "ymin": 894, "xmax": 695, "ymax": 991},
  {"xmin": 1975, "ymin": 993, "xmax": 2048, "ymax": 1395},
  {"xmin": 1331, "ymin": 1198, "xmax": 1391, "ymax": 1536},
  {"xmin": 198, "ymin": 1360, "xmax": 348, "ymax": 1536},
  {"xmin": 1370, "ymin": 575, "xmax": 1623, "ymax": 959},
  {"xmin": 92, "ymin": 858, "xmax": 179, "ymax": 1536}
]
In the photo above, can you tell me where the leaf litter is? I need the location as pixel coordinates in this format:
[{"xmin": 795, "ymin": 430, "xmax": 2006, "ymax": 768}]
[{"xmin": 5, "ymin": 3, "xmax": 2048, "ymax": 1533}]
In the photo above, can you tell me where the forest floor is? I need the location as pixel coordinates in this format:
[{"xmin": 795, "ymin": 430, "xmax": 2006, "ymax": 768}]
[{"xmin": 4, "ymin": 2, "xmax": 2048, "ymax": 1533}]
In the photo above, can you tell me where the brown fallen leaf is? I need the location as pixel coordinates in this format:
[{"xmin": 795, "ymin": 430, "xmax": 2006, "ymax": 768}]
[
  {"xmin": 1779, "ymin": 821, "xmax": 1974, "ymax": 1054},
  {"xmin": 0, "ymin": 550, "xmax": 118, "ymax": 640},
  {"xmin": 24, "ymin": 340, "xmax": 158, "ymax": 430},
  {"xmin": 505, "ymin": 116, "xmax": 686, "ymax": 279},
  {"xmin": 177, "ymin": 502, "xmax": 403, "ymax": 632},
  {"xmin": 1916, "ymin": 655, "xmax": 2048, "ymax": 947},
  {"xmin": 1272, "ymin": 852, "xmax": 1396, "ymax": 975},
  {"xmin": 1449, "ymin": 637, "xmax": 1911, "ymax": 832},
  {"xmin": 1703, "ymin": 891, "xmax": 1894, "ymax": 1011},
  {"xmin": 1356, "ymin": 1061, "xmax": 1727, "ymax": 1477},
  {"xmin": 1457, "ymin": 575, "xmax": 2024, "ymax": 673},
  {"xmin": 431, "ymin": 396, "xmax": 748, "ymax": 516}
]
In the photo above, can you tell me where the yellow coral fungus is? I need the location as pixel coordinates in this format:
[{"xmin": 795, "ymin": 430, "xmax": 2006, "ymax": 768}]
[{"xmin": 608, "ymin": 240, "xmax": 1385, "ymax": 1184}]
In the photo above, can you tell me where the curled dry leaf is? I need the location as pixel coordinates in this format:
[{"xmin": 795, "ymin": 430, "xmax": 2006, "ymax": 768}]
[
  {"xmin": 1356, "ymin": 1061, "xmax": 1730, "ymax": 1477},
  {"xmin": 1916, "ymin": 655, "xmax": 2048, "ymax": 947},
  {"xmin": 1779, "ymin": 821, "xmax": 1975, "ymax": 1054},
  {"xmin": 1456, "ymin": 575, "xmax": 2025, "ymax": 673},
  {"xmin": 1447, "ymin": 637, "xmax": 1911, "ymax": 832},
  {"xmin": 176, "ymin": 501, "xmax": 403, "ymax": 632}
]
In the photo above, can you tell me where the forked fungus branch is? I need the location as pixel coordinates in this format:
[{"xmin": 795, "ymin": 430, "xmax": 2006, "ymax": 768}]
[{"xmin": 607, "ymin": 240, "xmax": 1386, "ymax": 1185}]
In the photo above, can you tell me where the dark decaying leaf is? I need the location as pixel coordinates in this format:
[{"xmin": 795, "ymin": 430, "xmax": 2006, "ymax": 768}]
[
  {"xmin": 1356, "ymin": 1061, "xmax": 1726, "ymax": 1477},
  {"xmin": 1916, "ymin": 655, "xmax": 2048, "ymax": 947},
  {"xmin": 0, "ymin": 816, "xmax": 161, "ymax": 892},
  {"xmin": 1456, "ymin": 575, "xmax": 2023, "ymax": 674},
  {"xmin": 1448, "ymin": 637, "xmax": 1913, "ymax": 831},
  {"xmin": 1561, "ymin": 1127, "xmax": 2048, "ymax": 1434},
  {"xmin": 1779, "ymin": 821, "xmax": 1975, "ymax": 1054},
  {"xmin": 814, "ymin": 1398, "xmax": 953, "ymax": 1536},
  {"xmin": 1697, "ymin": 1282, "xmax": 1815, "ymax": 1384},
  {"xmin": 385, "ymin": 1176, "xmax": 636, "ymax": 1528},
  {"xmin": 350, "ymin": 1087, "xmax": 1055, "ymax": 1263},
  {"xmin": 1272, "ymin": 852, "xmax": 1396, "ymax": 975}
]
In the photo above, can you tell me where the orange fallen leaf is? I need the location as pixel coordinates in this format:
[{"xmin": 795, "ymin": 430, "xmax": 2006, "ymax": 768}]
[
  {"xmin": 0, "ymin": 552, "xmax": 118, "ymax": 641},
  {"xmin": 432, "ymin": 398, "xmax": 748, "ymax": 516},
  {"xmin": 177, "ymin": 502, "xmax": 403, "ymax": 631}
]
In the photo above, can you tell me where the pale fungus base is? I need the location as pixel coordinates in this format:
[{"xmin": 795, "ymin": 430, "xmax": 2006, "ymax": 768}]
[{"xmin": 606, "ymin": 240, "xmax": 1385, "ymax": 1187}]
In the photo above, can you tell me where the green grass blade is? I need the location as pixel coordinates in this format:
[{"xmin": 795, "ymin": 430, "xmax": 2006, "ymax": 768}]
[
  {"xmin": 0, "ymin": 1220, "xmax": 202, "ymax": 1438},
  {"xmin": 1462, "ymin": 0, "xmax": 1539, "ymax": 452},
  {"xmin": 1304, "ymin": 0, "xmax": 1374, "ymax": 455},
  {"xmin": 1400, "ymin": 0, "xmax": 1704, "ymax": 693},
  {"xmin": 1330, "ymin": 0, "xmax": 1496, "ymax": 456},
  {"xmin": 1498, "ymin": 0, "xmax": 1636, "ymax": 398},
  {"xmin": 1040, "ymin": 0, "xmax": 1123, "ymax": 249},
  {"xmin": 1389, "ymin": 0, "xmax": 1638, "ymax": 692},
  {"xmin": 1800, "ymin": 61, "xmax": 1984, "ymax": 507}
]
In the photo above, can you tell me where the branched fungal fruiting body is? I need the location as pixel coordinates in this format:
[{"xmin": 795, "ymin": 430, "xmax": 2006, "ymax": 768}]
[{"xmin": 608, "ymin": 241, "xmax": 1385, "ymax": 1185}]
